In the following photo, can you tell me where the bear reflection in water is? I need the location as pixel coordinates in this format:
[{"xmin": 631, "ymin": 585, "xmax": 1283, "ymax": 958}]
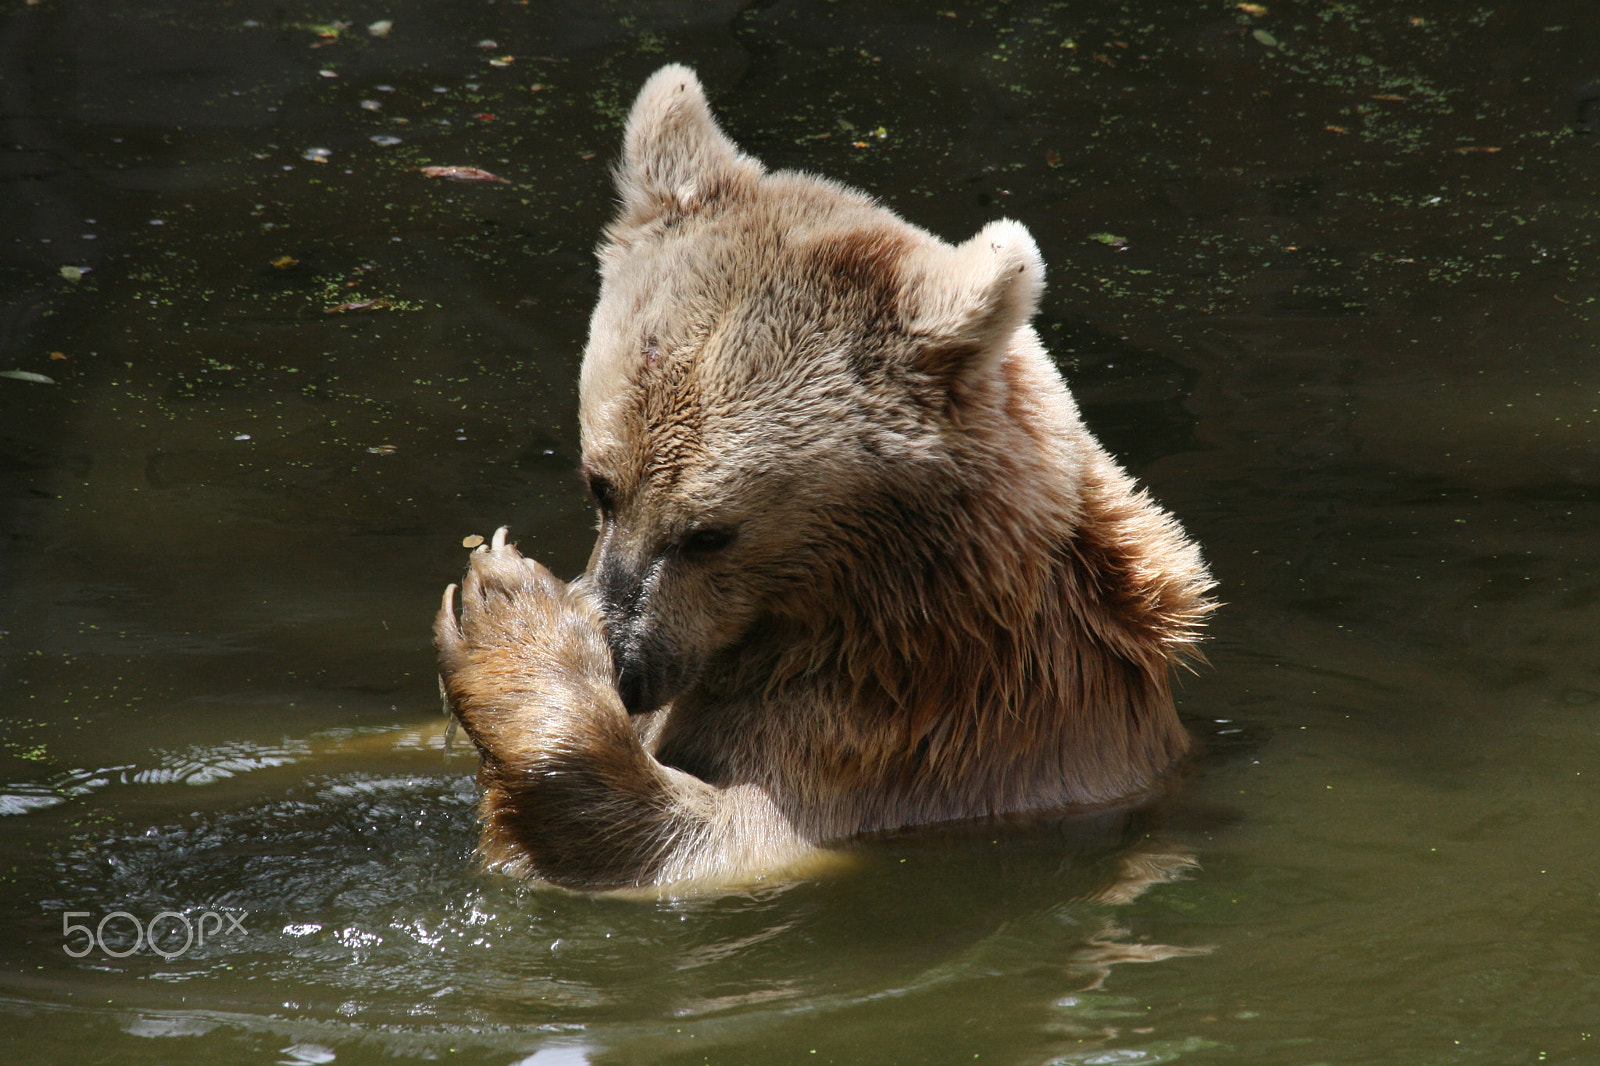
[{"xmin": 435, "ymin": 65, "xmax": 1215, "ymax": 892}]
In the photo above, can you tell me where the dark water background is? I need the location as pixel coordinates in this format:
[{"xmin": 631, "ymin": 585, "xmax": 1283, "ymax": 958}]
[{"xmin": 2, "ymin": 1, "xmax": 1598, "ymax": 1063}]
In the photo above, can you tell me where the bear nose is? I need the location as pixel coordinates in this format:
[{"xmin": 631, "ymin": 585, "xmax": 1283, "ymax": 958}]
[
  {"xmin": 594, "ymin": 552, "xmax": 662, "ymax": 714},
  {"xmin": 614, "ymin": 659, "xmax": 656, "ymax": 716}
]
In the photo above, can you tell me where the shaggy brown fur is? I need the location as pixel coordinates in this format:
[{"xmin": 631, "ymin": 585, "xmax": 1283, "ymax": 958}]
[{"xmin": 434, "ymin": 65, "xmax": 1215, "ymax": 890}]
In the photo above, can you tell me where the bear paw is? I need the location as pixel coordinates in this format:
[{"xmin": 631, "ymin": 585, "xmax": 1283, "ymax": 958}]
[
  {"xmin": 436, "ymin": 526, "xmax": 566, "ymax": 655},
  {"xmin": 434, "ymin": 527, "xmax": 622, "ymax": 759}
]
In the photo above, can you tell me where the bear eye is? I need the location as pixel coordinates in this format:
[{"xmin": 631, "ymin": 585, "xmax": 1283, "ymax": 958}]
[
  {"xmin": 681, "ymin": 526, "xmax": 736, "ymax": 555},
  {"xmin": 586, "ymin": 474, "xmax": 617, "ymax": 515}
]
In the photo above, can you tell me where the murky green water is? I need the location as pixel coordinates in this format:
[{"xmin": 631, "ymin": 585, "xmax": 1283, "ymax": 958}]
[{"xmin": 2, "ymin": 1, "xmax": 1598, "ymax": 1062}]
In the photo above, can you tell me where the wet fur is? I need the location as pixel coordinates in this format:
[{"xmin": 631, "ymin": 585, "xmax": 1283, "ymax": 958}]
[{"xmin": 435, "ymin": 65, "xmax": 1215, "ymax": 890}]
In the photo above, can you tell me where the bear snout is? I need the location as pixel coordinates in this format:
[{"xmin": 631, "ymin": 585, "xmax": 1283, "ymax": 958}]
[
  {"xmin": 593, "ymin": 554, "xmax": 673, "ymax": 715},
  {"xmin": 614, "ymin": 656, "xmax": 661, "ymax": 716}
]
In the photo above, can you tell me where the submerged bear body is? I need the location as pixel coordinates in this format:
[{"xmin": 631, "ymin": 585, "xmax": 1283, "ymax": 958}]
[{"xmin": 434, "ymin": 65, "xmax": 1215, "ymax": 890}]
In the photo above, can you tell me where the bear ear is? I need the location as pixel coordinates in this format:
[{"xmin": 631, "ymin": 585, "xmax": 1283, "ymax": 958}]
[
  {"xmin": 903, "ymin": 219, "xmax": 1045, "ymax": 380},
  {"xmin": 612, "ymin": 65, "xmax": 763, "ymax": 230}
]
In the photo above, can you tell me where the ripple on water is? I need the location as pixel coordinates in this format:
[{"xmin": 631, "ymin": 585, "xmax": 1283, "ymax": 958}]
[
  {"xmin": 37, "ymin": 770, "xmax": 1209, "ymax": 1051},
  {"xmin": 0, "ymin": 785, "xmax": 67, "ymax": 815}
]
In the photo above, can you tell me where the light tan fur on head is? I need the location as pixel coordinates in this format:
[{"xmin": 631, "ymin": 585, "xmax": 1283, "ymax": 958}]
[{"xmin": 435, "ymin": 65, "xmax": 1215, "ymax": 889}]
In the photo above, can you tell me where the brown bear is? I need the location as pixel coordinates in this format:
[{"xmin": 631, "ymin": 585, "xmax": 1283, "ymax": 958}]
[{"xmin": 433, "ymin": 64, "xmax": 1216, "ymax": 891}]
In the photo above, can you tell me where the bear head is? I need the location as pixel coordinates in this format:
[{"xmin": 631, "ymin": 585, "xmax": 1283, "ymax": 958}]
[{"xmin": 577, "ymin": 65, "xmax": 1056, "ymax": 717}]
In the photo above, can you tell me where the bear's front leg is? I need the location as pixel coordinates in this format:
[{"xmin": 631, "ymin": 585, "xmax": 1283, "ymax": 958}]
[{"xmin": 434, "ymin": 528, "xmax": 801, "ymax": 889}]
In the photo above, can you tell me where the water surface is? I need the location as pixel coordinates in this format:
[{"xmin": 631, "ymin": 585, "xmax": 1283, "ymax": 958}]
[{"xmin": 2, "ymin": 1, "xmax": 1598, "ymax": 1063}]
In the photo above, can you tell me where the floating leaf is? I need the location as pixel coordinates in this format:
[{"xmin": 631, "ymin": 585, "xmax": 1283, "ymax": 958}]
[
  {"xmin": 418, "ymin": 165, "xmax": 510, "ymax": 184},
  {"xmin": 325, "ymin": 298, "xmax": 393, "ymax": 314},
  {"xmin": 1252, "ymin": 28, "xmax": 1278, "ymax": 48},
  {"xmin": 1, "ymin": 370, "xmax": 54, "ymax": 384},
  {"xmin": 1088, "ymin": 232, "xmax": 1129, "ymax": 250},
  {"xmin": 298, "ymin": 20, "xmax": 349, "ymax": 39}
]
